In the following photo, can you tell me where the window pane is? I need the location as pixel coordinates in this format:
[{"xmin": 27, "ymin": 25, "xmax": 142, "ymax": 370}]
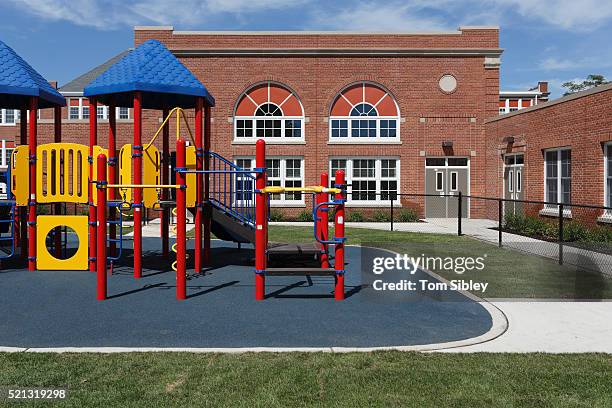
[
  {"xmin": 448, "ymin": 158, "xmax": 468, "ymax": 166},
  {"xmin": 82, "ymin": 106, "xmax": 89, "ymax": 119},
  {"xmin": 426, "ymin": 158, "xmax": 445, "ymax": 167},
  {"xmin": 118, "ymin": 107, "xmax": 129, "ymax": 119},
  {"xmin": 436, "ymin": 172, "xmax": 444, "ymax": 191},
  {"xmin": 69, "ymin": 107, "xmax": 79, "ymax": 120},
  {"xmin": 331, "ymin": 119, "xmax": 348, "ymax": 138},
  {"xmin": 284, "ymin": 120, "xmax": 301, "ymax": 137},
  {"xmin": 5, "ymin": 109, "xmax": 15, "ymax": 124}
]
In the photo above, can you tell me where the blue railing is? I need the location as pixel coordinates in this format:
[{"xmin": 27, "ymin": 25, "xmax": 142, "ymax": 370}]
[
  {"xmin": 0, "ymin": 200, "xmax": 15, "ymax": 260},
  {"xmin": 208, "ymin": 151, "xmax": 256, "ymax": 227},
  {"xmin": 107, "ymin": 201, "xmax": 123, "ymax": 262}
]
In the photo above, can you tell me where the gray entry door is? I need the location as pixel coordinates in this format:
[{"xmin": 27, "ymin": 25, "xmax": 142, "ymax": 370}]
[
  {"xmin": 503, "ymin": 154, "xmax": 524, "ymax": 215},
  {"xmin": 425, "ymin": 158, "xmax": 469, "ymax": 218}
]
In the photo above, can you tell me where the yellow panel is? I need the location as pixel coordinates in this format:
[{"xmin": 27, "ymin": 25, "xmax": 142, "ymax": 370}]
[
  {"xmin": 91, "ymin": 145, "xmax": 109, "ymax": 207},
  {"xmin": 185, "ymin": 146, "xmax": 196, "ymax": 208},
  {"xmin": 11, "ymin": 145, "xmax": 28, "ymax": 206},
  {"xmin": 36, "ymin": 215, "xmax": 88, "ymax": 270},
  {"xmin": 118, "ymin": 144, "xmax": 132, "ymax": 205},
  {"xmin": 143, "ymin": 145, "xmax": 160, "ymax": 208},
  {"xmin": 36, "ymin": 143, "xmax": 88, "ymax": 204}
]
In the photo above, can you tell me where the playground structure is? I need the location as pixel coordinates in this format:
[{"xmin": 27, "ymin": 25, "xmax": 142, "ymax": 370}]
[{"xmin": 0, "ymin": 39, "xmax": 348, "ymax": 301}]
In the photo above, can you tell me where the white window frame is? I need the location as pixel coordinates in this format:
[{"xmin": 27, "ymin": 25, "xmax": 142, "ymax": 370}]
[
  {"xmin": 0, "ymin": 109, "xmax": 18, "ymax": 126},
  {"xmin": 68, "ymin": 97, "xmax": 91, "ymax": 120},
  {"xmin": 116, "ymin": 107, "xmax": 129, "ymax": 120},
  {"xmin": 234, "ymin": 157, "xmax": 305, "ymax": 206},
  {"xmin": 543, "ymin": 147, "xmax": 571, "ymax": 209},
  {"xmin": 329, "ymin": 157, "xmax": 401, "ymax": 206},
  {"xmin": 329, "ymin": 83, "xmax": 401, "ymax": 144}
]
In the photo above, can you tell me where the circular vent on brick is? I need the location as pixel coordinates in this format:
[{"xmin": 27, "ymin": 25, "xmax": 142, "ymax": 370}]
[{"xmin": 439, "ymin": 74, "xmax": 458, "ymax": 93}]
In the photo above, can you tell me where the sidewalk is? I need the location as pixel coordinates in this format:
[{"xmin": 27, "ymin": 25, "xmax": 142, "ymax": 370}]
[{"xmin": 440, "ymin": 301, "xmax": 612, "ymax": 353}]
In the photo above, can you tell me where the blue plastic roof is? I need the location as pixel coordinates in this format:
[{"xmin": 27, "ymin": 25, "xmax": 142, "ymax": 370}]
[
  {"xmin": 84, "ymin": 39, "xmax": 214, "ymax": 109},
  {"xmin": 0, "ymin": 40, "xmax": 66, "ymax": 109}
]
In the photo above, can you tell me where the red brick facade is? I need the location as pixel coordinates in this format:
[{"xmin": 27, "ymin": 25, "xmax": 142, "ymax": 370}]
[{"xmin": 485, "ymin": 83, "xmax": 612, "ymax": 222}]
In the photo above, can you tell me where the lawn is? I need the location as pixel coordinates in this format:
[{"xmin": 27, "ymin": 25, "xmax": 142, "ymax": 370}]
[
  {"xmin": 0, "ymin": 352, "xmax": 610, "ymax": 407},
  {"xmin": 267, "ymin": 225, "xmax": 612, "ymax": 299}
]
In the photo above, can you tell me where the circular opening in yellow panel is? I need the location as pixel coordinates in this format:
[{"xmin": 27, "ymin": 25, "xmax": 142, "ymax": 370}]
[{"xmin": 45, "ymin": 226, "xmax": 79, "ymax": 261}]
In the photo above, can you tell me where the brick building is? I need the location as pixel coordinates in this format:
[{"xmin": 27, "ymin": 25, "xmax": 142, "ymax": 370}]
[
  {"xmin": 485, "ymin": 83, "xmax": 612, "ymax": 223},
  {"xmin": 499, "ymin": 81, "xmax": 549, "ymax": 115},
  {"xmin": 3, "ymin": 25, "xmax": 505, "ymax": 218}
]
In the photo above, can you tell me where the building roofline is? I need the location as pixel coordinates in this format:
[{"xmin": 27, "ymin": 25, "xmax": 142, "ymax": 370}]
[
  {"xmin": 499, "ymin": 91, "xmax": 542, "ymax": 96},
  {"xmin": 171, "ymin": 48, "xmax": 503, "ymax": 57},
  {"xmin": 134, "ymin": 25, "xmax": 498, "ymax": 36},
  {"xmin": 486, "ymin": 82, "xmax": 612, "ymax": 123}
]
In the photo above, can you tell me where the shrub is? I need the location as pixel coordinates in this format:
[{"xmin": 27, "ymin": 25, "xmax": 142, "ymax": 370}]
[
  {"xmin": 269, "ymin": 209, "xmax": 284, "ymax": 222},
  {"xmin": 372, "ymin": 210, "xmax": 391, "ymax": 222},
  {"xmin": 398, "ymin": 208, "xmax": 420, "ymax": 222},
  {"xmin": 563, "ymin": 221, "xmax": 590, "ymax": 242},
  {"xmin": 590, "ymin": 225, "xmax": 612, "ymax": 243},
  {"xmin": 347, "ymin": 211, "xmax": 365, "ymax": 222},
  {"xmin": 296, "ymin": 210, "xmax": 313, "ymax": 222}
]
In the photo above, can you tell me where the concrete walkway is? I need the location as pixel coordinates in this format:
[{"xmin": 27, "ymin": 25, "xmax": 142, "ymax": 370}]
[{"xmin": 441, "ymin": 301, "xmax": 612, "ymax": 353}]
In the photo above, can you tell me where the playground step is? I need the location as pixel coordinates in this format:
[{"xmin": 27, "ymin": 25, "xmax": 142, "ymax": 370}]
[
  {"xmin": 267, "ymin": 242, "xmax": 322, "ymax": 256},
  {"xmin": 265, "ymin": 267, "xmax": 336, "ymax": 276}
]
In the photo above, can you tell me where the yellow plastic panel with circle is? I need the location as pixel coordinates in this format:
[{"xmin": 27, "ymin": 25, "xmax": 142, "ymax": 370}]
[
  {"xmin": 37, "ymin": 143, "xmax": 88, "ymax": 204},
  {"xmin": 11, "ymin": 145, "xmax": 28, "ymax": 206},
  {"xmin": 185, "ymin": 146, "xmax": 196, "ymax": 208},
  {"xmin": 36, "ymin": 215, "xmax": 88, "ymax": 270}
]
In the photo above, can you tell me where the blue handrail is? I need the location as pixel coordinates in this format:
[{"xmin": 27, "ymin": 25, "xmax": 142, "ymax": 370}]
[
  {"xmin": 106, "ymin": 201, "xmax": 123, "ymax": 262},
  {"xmin": 207, "ymin": 151, "xmax": 257, "ymax": 227},
  {"xmin": 312, "ymin": 200, "xmax": 346, "ymax": 245}
]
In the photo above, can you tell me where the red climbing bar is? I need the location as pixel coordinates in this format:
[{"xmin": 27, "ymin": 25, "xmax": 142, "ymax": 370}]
[
  {"xmin": 194, "ymin": 97, "xmax": 203, "ymax": 274},
  {"xmin": 96, "ymin": 154, "xmax": 107, "ymax": 300},
  {"xmin": 133, "ymin": 92, "xmax": 143, "ymax": 278},
  {"xmin": 203, "ymin": 104, "xmax": 211, "ymax": 266},
  {"xmin": 27, "ymin": 97, "xmax": 38, "ymax": 271},
  {"xmin": 108, "ymin": 100, "xmax": 117, "ymax": 257},
  {"xmin": 255, "ymin": 139, "xmax": 266, "ymax": 300},
  {"xmin": 319, "ymin": 172, "xmax": 330, "ymax": 268},
  {"xmin": 334, "ymin": 170, "xmax": 345, "ymax": 300},
  {"xmin": 88, "ymin": 96, "xmax": 97, "ymax": 272},
  {"xmin": 161, "ymin": 107, "xmax": 170, "ymax": 258},
  {"xmin": 176, "ymin": 138, "xmax": 187, "ymax": 300}
]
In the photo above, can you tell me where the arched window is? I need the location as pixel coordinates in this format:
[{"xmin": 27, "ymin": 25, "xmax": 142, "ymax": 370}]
[
  {"xmin": 329, "ymin": 82, "xmax": 400, "ymax": 141},
  {"xmin": 234, "ymin": 82, "xmax": 304, "ymax": 140}
]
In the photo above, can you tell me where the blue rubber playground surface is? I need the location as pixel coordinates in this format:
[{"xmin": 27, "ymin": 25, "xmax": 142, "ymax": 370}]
[{"xmin": 0, "ymin": 238, "xmax": 494, "ymax": 349}]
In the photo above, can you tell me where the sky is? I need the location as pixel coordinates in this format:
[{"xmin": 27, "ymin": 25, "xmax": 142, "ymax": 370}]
[{"xmin": 1, "ymin": 0, "xmax": 611, "ymax": 99}]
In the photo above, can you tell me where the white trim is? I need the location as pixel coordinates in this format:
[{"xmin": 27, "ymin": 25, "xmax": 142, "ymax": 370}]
[
  {"xmin": 329, "ymin": 157, "xmax": 400, "ymax": 205},
  {"xmin": 604, "ymin": 143, "xmax": 612, "ymax": 216},
  {"xmin": 543, "ymin": 147, "xmax": 571, "ymax": 210}
]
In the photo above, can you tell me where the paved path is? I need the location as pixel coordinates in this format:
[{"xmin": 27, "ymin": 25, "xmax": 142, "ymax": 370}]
[{"xmin": 441, "ymin": 301, "xmax": 612, "ymax": 353}]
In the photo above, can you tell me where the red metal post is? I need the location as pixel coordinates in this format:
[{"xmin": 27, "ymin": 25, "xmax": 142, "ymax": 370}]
[
  {"xmin": 161, "ymin": 107, "xmax": 170, "ymax": 258},
  {"xmin": 319, "ymin": 172, "xmax": 330, "ymax": 268},
  {"xmin": 334, "ymin": 170, "xmax": 345, "ymax": 300},
  {"xmin": 255, "ymin": 139, "xmax": 266, "ymax": 300},
  {"xmin": 19, "ymin": 108, "xmax": 27, "ymax": 259},
  {"xmin": 96, "ymin": 154, "xmax": 107, "ymax": 300},
  {"xmin": 88, "ymin": 97, "xmax": 97, "ymax": 272},
  {"xmin": 194, "ymin": 97, "xmax": 203, "ymax": 274},
  {"xmin": 53, "ymin": 106, "xmax": 62, "ymax": 258},
  {"xmin": 27, "ymin": 98, "xmax": 38, "ymax": 271},
  {"xmin": 203, "ymin": 105, "xmax": 211, "ymax": 266},
  {"xmin": 133, "ymin": 92, "xmax": 143, "ymax": 278},
  {"xmin": 108, "ymin": 101, "xmax": 117, "ymax": 256},
  {"xmin": 176, "ymin": 138, "xmax": 187, "ymax": 300}
]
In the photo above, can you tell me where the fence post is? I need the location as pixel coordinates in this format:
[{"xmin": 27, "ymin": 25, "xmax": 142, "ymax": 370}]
[
  {"xmin": 457, "ymin": 191, "xmax": 463, "ymax": 236},
  {"xmin": 390, "ymin": 195, "xmax": 394, "ymax": 231},
  {"xmin": 558, "ymin": 203, "xmax": 564, "ymax": 265},
  {"xmin": 498, "ymin": 199, "xmax": 503, "ymax": 248}
]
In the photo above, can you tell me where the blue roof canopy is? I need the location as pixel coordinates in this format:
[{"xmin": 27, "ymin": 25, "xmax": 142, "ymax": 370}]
[
  {"xmin": 84, "ymin": 40, "xmax": 214, "ymax": 109},
  {"xmin": 0, "ymin": 40, "xmax": 66, "ymax": 109}
]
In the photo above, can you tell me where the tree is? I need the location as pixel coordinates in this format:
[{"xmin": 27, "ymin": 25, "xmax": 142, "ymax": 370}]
[{"xmin": 562, "ymin": 74, "xmax": 610, "ymax": 96}]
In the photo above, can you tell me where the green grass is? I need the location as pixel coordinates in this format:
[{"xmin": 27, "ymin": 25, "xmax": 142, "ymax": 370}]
[
  {"xmin": 268, "ymin": 226, "xmax": 612, "ymax": 299},
  {"xmin": 0, "ymin": 352, "xmax": 610, "ymax": 407}
]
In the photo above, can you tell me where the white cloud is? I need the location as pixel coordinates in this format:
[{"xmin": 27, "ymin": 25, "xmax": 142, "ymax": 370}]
[
  {"xmin": 538, "ymin": 56, "xmax": 612, "ymax": 71},
  {"xmin": 308, "ymin": 1, "xmax": 452, "ymax": 32},
  {"xmin": 7, "ymin": 0, "xmax": 309, "ymax": 29},
  {"xmin": 491, "ymin": 0, "xmax": 612, "ymax": 31}
]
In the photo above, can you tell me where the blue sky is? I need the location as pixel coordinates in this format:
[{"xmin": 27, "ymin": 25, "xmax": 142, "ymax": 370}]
[{"xmin": 2, "ymin": 0, "xmax": 611, "ymax": 98}]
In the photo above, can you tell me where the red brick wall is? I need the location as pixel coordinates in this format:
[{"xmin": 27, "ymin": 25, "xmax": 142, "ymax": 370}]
[{"xmin": 485, "ymin": 85, "xmax": 612, "ymax": 221}]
